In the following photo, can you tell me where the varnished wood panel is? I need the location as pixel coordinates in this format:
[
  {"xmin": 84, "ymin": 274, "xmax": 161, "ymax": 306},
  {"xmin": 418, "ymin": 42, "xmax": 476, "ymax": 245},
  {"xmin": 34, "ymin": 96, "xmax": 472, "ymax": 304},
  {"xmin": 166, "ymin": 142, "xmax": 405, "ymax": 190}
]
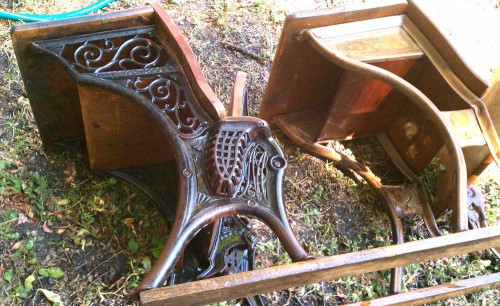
[
  {"xmin": 386, "ymin": 95, "xmax": 443, "ymax": 174},
  {"xmin": 78, "ymin": 82, "xmax": 173, "ymax": 170},
  {"xmin": 317, "ymin": 59, "xmax": 417, "ymax": 141},
  {"xmin": 312, "ymin": 15, "xmax": 423, "ymax": 63},
  {"xmin": 406, "ymin": 0, "xmax": 489, "ymax": 97},
  {"xmin": 11, "ymin": 7, "xmax": 156, "ymax": 151}
]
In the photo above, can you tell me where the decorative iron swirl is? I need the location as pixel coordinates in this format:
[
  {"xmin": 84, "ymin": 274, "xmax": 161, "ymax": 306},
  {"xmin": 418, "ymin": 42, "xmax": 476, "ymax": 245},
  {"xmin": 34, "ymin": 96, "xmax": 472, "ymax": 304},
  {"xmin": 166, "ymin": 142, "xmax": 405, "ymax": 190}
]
[
  {"xmin": 235, "ymin": 143, "xmax": 268, "ymax": 201},
  {"xmin": 206, "ymin": 130, "xmax": 248, "ymax": 197},
  {"xmin": 68, "ymin": 34, "xmax": 166, "ymax": 73},
  {"xmin": 206, "ymin": 130, "xmax": 268, "ymax": 201},
  {"xmin": 128, "ymin": 75, "xmax": 200, "ymax": 133}
]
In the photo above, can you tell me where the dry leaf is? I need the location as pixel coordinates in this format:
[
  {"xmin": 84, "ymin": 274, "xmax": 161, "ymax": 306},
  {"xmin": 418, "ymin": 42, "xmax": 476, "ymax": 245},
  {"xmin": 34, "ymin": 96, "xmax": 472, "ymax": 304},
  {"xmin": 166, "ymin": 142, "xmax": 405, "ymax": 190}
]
[
  {"xmin": 17, "ymin": 213, "xmax": 29, "ymax": 224},
  {"xmin": 11, "ymin": 241, "xmax": 22, "ymax": 250},
  {"xmin": 122, "ymin": 218, "xmax": 135, "ymax": 229},
  {"xmin": 53, "ymin": 212, "xmax": 65, "ymax": 220},
  {"xmin": 57, "ymin": 199, "xmax": 71, "ymax": 206},
  {"xmin": 38, "ymin": 288, "xmax": 63, "ymax": 305},
  {"xmin": 42, "ymin": 221, "xmax": 53, "ymax": 233}
]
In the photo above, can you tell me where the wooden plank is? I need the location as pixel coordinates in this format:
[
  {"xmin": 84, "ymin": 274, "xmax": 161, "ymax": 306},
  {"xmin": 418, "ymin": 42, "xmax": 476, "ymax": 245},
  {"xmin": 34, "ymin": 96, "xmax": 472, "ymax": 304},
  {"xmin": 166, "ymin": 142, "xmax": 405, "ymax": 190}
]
[
  {"xmin": 272, "ymin": 109, "xmax": 328, "ymax": 142},
  {"xmin": 151, "ymin": 2, "xmax": 226, "ymax": 120},
  {"xmin": 228, "ymin": 72, "xmax": 248, "ymax": 117},
  {"xmin": 316, "ymin": 59, "xmax": 417, "ymax": 141},
  {"xmin": 311, "ymin": 15, "xmax": 405, "ymax": 40},
  {"xmin": 311, "ymin": 15, "xmax": 424, "ymax": 63},
  {"xmin": 328, "ymin": 28, "xmax": 423, "ymax": 63},
  {"xmin": 78, "ymin": 82, "xmax": 173, "ymax": 170},
  {"xmin": 140, "ymin": 225, "xmax": 500, "ymax": 306},
  {"xmin": 348, "ymin": 272, "xmax": 500, "ymax": 306}
]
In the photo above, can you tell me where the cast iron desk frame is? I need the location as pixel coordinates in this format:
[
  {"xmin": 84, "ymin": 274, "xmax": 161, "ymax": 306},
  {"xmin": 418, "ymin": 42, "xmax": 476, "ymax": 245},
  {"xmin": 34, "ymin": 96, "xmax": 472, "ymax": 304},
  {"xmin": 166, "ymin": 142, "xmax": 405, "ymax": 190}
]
[{"xmin": 11, "ymin": 3, "xmax": 309, "ymax": 298}]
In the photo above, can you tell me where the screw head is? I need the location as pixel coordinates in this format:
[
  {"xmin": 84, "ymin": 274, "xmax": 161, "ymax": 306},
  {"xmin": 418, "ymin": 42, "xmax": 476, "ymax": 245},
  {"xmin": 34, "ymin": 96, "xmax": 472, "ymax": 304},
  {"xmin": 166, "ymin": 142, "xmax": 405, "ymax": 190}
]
[
  {"xmin": 182, "ymin": 169, "xmax": 192, "ymax": 177},
  {"xmin": 269, "ymin": 156, "xmax": 287, "ymax": 170},
  {"xmin": 247, "ymin": 200, "xmax": 257, "ymax": 208}
]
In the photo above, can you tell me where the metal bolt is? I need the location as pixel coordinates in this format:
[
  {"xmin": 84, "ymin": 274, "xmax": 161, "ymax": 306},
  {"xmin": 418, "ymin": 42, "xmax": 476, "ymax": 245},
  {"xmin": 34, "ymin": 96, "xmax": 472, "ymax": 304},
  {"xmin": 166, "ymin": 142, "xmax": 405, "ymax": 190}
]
[
  {"xmin": 247, "ymin": 200, "xmax": 257, "ymax": 208},
  {"xmin": 273, "ymin": 159, "xmax": 283, "ymax": 168},
  {"xmin": 182, "ymin": 169, "xmax": 192, "ymax": 177},
  {"xmin": 269, "ymin": 156, "xmax": 287, "ymax": 170}
]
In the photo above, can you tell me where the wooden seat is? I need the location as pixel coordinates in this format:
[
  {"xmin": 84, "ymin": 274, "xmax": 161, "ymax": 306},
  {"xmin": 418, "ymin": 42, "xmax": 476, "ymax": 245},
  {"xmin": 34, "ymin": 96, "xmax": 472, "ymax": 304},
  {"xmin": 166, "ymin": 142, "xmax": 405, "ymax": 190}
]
[{"xmin": 260, "ymin": 0, "xmax": 500, "ymax": 294}]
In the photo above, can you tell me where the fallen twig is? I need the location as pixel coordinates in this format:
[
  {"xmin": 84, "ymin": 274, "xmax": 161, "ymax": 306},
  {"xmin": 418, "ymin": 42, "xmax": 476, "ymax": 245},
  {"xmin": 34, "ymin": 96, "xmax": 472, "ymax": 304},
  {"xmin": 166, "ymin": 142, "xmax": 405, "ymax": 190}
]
[{"xmin": 221, "ymin": 41, "xmax": 268, "ymax": 64}]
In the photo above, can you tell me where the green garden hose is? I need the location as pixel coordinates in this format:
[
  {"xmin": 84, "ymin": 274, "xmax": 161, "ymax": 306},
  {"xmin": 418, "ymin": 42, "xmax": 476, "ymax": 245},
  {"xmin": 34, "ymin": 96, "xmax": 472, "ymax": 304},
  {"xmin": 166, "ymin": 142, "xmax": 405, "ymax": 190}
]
[{"xmin": 0, "ymin": 0, "xmax": 116, "ymax": 22}]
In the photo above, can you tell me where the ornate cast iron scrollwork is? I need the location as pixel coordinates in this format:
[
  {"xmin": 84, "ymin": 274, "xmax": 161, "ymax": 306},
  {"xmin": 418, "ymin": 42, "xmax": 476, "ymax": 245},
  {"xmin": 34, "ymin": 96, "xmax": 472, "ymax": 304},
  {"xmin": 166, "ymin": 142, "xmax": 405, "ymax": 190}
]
[
  {"xmin": 205, "ymin": 129, "xmax": 268, "ymax": 201},
  {"xmin": 63, "ymin": 33, "xmax": 167, "ymax": 73},
  {"xmin": 198, "ymin": 216, "xmax": 257, "ymax": 279},
  {"xmin": 128, "ymin": 75, "xmax": 200, "ymax": 134},
  {"xmin": 33, "ymin": 26, "xmax": 204, "ymax": 136},
  {"xmin": 18, "ymin": 6, "xmax": 309, "ymax": 298}
]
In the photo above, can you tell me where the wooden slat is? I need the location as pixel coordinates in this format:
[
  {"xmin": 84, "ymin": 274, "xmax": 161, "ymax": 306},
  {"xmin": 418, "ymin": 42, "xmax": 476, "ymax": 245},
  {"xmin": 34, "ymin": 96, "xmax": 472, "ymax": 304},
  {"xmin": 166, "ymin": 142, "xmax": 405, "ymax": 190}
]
[
  {"xmin": 273, "ymin": 109, "xmax": 328, "ymax": 142},
  {"xmin": 348, "ymin": 272, "xmax": 500, "ymax": 306},
  {"xmin": 311, "ymin": 15, "xmax": 424, "ymax": 63},
  {"xmin": 311, "ymin": 15, "xmax": 405, "ymax": 40},
  {"xmin": 140, "ymin": 225, "xmax": 500, "ymax": 306},
  {"xmin": 228, "ymin": 71, "xmax": 248, "ymax": 117}
]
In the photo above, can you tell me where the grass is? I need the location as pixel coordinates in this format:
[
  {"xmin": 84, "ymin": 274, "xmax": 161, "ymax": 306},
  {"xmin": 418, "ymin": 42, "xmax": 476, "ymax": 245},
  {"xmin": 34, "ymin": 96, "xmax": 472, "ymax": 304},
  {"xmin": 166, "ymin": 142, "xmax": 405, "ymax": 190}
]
[
  {"xmin": 0, "ymin": 0, "xmax": 499, "ymax": 305},
  {"xmin": 0, "ymin": 99, "xmax": 165, "ymax": 304}
]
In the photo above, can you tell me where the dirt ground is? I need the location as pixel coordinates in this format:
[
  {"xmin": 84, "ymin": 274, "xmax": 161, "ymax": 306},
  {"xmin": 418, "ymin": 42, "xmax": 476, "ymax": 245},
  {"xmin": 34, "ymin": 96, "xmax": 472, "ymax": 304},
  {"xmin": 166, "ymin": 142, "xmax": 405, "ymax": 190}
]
[{"xmin": 0, "ymin": 0, "xmax": 499, "ymax": 305}]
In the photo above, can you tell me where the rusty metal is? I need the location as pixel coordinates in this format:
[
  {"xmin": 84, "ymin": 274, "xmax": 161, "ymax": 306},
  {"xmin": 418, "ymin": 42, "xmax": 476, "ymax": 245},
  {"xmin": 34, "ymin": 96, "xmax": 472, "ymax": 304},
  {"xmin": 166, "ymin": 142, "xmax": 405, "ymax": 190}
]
[
  {"xmin": 383, "ymin": 185, "xmax": 423, "ymax": 218},
  {"xmin": 467, "ymin": 185, "xmax": 500, "ymax": 259},
  {"xmin": 274, "ymin": 118, "xmax": 405, "ymax": 293},
  {"xmin": 168, "ymin": 216, "xmax": 264, "ymax": 306},
  {"xmin": 198, "ymin": 216, "xmax": 257, "ymax": 279},
  {"xmin": 467, "ymin": 185, "xmax": 486, "ymax": 229},
  {"xmin": 102, "ymin": 167, "xmax": 264, "ymax": 304}
]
